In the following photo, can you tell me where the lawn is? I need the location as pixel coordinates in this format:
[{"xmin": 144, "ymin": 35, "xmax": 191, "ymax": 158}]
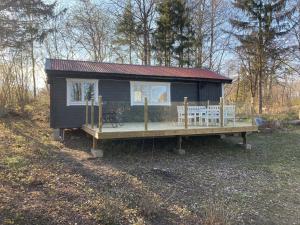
[{"xmin": 0, "ymin": 102, "xmax": 299, "ymax": 225}]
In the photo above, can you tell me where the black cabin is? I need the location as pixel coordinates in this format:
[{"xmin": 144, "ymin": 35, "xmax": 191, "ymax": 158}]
[{"xmin": 45, "ymin": 59, "xmax": 232, "ymax": 129}]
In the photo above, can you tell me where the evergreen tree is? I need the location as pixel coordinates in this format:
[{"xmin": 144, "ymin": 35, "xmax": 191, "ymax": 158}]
[
  {"xmin": 154, "ymin": 0, "xmax": 174, "ymax": 66},
  {"xmin": 230, "ymin": 0, "xmax": 296, "ymax": 114},
  {"xmin": 154, "ymin": 0, "xmax": 193, "ymax": 67},
  {"xmin": 0, "ymin": 0, "xmax": 57, "ymax": 98},
  {"xmin": 115, "ymin": 0, "xmax": 136, "ymax": 64},
  {"xmin": 173, "ymin": 0, "xmax": 193, "ymax": 67},
  {"xmin": 0, "ymin": 0, "xmax": 56, "ymax": 49}
]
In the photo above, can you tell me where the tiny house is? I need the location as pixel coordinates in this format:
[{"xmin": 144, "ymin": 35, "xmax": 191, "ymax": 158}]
[{"xmin": 45, "ymin": 59, "xmax": 257, "ymax": 152}]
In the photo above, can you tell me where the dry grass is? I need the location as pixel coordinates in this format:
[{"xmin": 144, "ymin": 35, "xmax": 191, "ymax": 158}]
[{"xmin": 0, "ymin": 95, "xmax": 299, "ymax": 225}]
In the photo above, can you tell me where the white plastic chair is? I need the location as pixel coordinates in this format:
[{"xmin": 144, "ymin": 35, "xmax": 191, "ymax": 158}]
[
  {"xmin": 224, "ymin": 105, "xmax": 235, "ymax": 126},
  {"xmin": 207, "ymin": 105, "xmax": 220, "ymax": 126}
]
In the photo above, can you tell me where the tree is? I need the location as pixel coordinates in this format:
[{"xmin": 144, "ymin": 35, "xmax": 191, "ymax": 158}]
[
  {"xmin": 134, "ymin": 0, "xmax": 156, "ymax": 65},
  {"xmin": 115, "ymin": 0, "xmax": 137, "ymax": 64},
  {"xmin": 230, "ymin": 0, "xmax": 296, "ymax": 114},
  {"xmin": 68, "ymin": 0, "xmax": 113, "ymax": 62},
  {"xmin": 154, "ymin": 0, "xmax": 193, "ymax": 67},
  {"xmin": 154, "ymin": 0, "xmax": 174, "ymax": 66},
  {"xmin": 0, "ymin": 0, "xmax": 57, "ymax": 98},
  {"xmin": 172, "ymin": 0, "xmax": 193, "ymax": 67}
]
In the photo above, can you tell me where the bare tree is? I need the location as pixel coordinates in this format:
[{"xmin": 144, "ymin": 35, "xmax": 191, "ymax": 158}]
[{"xmin": 68, "ymin": 0, "xmax": 114, "ymax": 62}]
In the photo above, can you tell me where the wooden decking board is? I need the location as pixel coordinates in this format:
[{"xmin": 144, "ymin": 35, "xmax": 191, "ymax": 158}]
[{"xmin": 82, "ymin": 122, "xmax": 258, "ymax": 140}]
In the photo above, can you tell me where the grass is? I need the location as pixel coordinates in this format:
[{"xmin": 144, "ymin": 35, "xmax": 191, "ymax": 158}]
[{"xmin": 0, "ymin": 99, "xmax": 299, "ymax": 225}]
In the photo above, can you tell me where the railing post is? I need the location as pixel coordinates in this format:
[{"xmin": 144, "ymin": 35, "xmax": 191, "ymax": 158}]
[
  {"xmin": 98, "ymin": 96, "xmax": 103, "ymax": 132},
  {"xmin": 251, "ymin": 97, "xmax": 255, "ymax": 125},
  {"xmin": 184, "ymin": 97, "xmax": 188, "ymax": 129},
  {"xmin": 144, "ymin": 97, "xmax": 148, "ymax": 131},
  {"xmin": 220, "ymin": 97, "xmax": 224, "ymax": 127},
  {"xmin": 91, "ymin": 98, "xmax": 94, "ymax": 129},
  {"xmin": 85, "ymin": 99, "xmax": 89, "ymax": 125}
]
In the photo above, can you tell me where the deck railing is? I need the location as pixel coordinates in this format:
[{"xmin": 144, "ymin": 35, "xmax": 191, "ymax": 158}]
[{"xmin": 85, "ymin": 96, "xmax": 255, "ymax": 132}]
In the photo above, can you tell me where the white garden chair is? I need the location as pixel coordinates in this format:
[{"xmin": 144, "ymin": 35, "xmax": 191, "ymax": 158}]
[
  {"xmin": 207, "ymin": 105, "xmax": 220, "ymax": 126},
  {"xmin": 224, "ymin": 105, "xmax": 235, "ymax": 126},
  {"xmin": 177, "ymin": 106, "xmax": 197, "ymax": 126},
  {"xmin": 194, "ymin": 106, "xmax": 207, "ymax": 126}
]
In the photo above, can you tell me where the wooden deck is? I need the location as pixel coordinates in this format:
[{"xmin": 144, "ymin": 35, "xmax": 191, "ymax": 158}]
[{"xmin": 82, "ymin": 122, "xmax": 258, "ymax": 140}]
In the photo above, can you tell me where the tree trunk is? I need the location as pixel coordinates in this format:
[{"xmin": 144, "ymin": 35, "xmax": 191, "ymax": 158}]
[
  {"xmin": 30, "ymin": 37, "xmax": 36, "ymax": 99},
  {"xmin": 258, "ymin": 71, "xmax": 263, "ymax": 114},
  {"xmin": 209, "ymin": 0, "xmax": 215, "ymax": 70}
]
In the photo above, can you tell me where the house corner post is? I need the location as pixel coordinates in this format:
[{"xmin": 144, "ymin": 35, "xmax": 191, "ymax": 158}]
[
  {"xmin": 85, "ymin": 99, "xmax": 89, "ymax": 126},
  {"xmin": 91, "ymin": 98, "xmax": 94, "ymax": 129},
  {"xmin": 184, "ymin": 97, "xmax": 188, "ymax": 129},
  {"xmin": 98, "ymin": 96, "xmax": 102, "ymax": 132},
  {"xmin": 144, "ymin": 97, "xmax": 148, "ymax": 131},
  {"xmin": 207, "ymin": 100, "xmax": 210, "ymax": 126}
]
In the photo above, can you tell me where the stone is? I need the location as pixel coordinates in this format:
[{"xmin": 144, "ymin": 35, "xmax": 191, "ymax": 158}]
[
  {"xmin": 220, "ymin": 134, "xmax": 226, "ymax": 139},
  {"xmin": 238, "ymin": 143, "xmax": 252, "ymax": 150},
  {"xmin": 173, "ymin": 148, "xmax": 186, "ymax": 155},
  {"xmin": 52, "ymin": 129, "xmax": 60, "ymax": 141},
  {"xmin": 91, "ymin": 148, "xmax": 104, "ymax": 158}
]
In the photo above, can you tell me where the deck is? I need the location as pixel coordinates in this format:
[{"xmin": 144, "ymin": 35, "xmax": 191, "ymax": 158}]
[{"xmin": 82, "ymin": 122, "xmax": 258, "ymax": 140}]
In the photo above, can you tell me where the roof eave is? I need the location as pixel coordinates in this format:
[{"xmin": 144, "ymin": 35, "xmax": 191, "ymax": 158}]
[{"xmin": 45, "ymin": 69, "xmax": 232, "ymax": 83}]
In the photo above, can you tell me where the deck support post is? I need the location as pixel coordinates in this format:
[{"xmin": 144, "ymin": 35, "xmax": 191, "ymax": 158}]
[
  {"xmin": 85, "ymin": 99, "xmax": 89, "ymax": 125},
  {"xmin": 91, "ymin": 98, "xmax": 94, "ymax": 129},
  {"xmin": 174, "ymin": 136, "xmax": 186, "ymax": 155},
  {"xmin": 144, "ymin": 97, "xmax": 148, "ymax": 131},
  {"xmin": 98, "ymin": 96, "xmax": 103, "ymax": 132},
  {"xmin": 240, "ymin": 132, "xmax": 252, "ymax": 150},
  {"xmin": 220, "ymin": 97, "xmax": 224, "ymax": 127},
  {"xmin": 91, "ymin": 137, "xmax": 104, "ymax": 158},
  {"xmin": 242, "ymin": 132, "xmax": 246, "ymax": 145},
  {"xmin": 184, "ymin": 97, "xmax": 188, "ymax": 129}
]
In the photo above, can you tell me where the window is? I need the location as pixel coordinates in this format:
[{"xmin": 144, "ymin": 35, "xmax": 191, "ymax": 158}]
[
  {"xmin": 66, "ymin": 79, "xmax": 98, "ymax": 106},
  {"xmin": 130, "ymin": 81, "xmax": 171, "ymax": 106}
]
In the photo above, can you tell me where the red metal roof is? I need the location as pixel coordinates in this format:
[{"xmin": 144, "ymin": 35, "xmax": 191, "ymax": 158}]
[{"xmin": 45, "ymin": 58, "xmax": 231, "ymax": 82}]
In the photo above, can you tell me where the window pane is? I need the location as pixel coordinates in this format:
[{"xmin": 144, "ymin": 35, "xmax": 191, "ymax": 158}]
[
  {"xmin": 151, "ymin": 86, "xmax": 168, "ymax": 104},
  {"xmin": 71, "ymin": 82, "xmax": 82, "ymax": 102},
  {"xmin": 133, "ymin": 83, "xmax": 149, "ymax": 103},
  {"xmin": 131, "ymin": 82, "xmax": 170, "ymax": 105},
  {"xmin": 84, "ymin": 82, "xmax": 95, "ymax": 101}
]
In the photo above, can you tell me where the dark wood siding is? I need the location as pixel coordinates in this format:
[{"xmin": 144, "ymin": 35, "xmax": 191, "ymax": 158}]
[
  {"xmin": 50, "ymin": 75, "xmax": 223, "ymax": 128},
  {"xmin": 199, "ymin": 82, "xmax": 222, "ymax": 102}
]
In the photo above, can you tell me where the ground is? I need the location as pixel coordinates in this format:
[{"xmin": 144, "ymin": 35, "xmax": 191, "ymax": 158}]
[{"xmin": 0, "ymin": 101, "xmax": 299, "ymax": 225}]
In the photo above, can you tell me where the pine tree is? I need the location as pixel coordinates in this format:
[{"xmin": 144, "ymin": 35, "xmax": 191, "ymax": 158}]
[
  {"xmin": 154, "ymin": 0, "xmax": 193, "ymax": 67},
  {"xmin": 173, "ymin": 0, "xmax": 193, "ymax": 67},
  {"xmin": 0, "ymin": 0, "xmax": 57, "ymax": 98},
  {"xmin": 115, "ymin": 0, "xmax": 136, "ymax": 64},
  {"xmin": 0, "ymin": 0, "xmax": 56, "ymax": 49},
  {"xmin": 230, "ymin": 0, "xmax": 296, "ymax": 114},
  {"xmin": 154, "ymin": 0, "xmax": 174, "ymax": 66}
]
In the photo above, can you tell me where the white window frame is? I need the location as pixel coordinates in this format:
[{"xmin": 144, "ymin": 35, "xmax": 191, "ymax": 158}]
[
  {"xmin": 130, "ymin": 81, "xmax": 171, "ymax": 106},
  {"xmin": 66, "ymin": 78, "xmax": 98, "ymax": 106}
]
